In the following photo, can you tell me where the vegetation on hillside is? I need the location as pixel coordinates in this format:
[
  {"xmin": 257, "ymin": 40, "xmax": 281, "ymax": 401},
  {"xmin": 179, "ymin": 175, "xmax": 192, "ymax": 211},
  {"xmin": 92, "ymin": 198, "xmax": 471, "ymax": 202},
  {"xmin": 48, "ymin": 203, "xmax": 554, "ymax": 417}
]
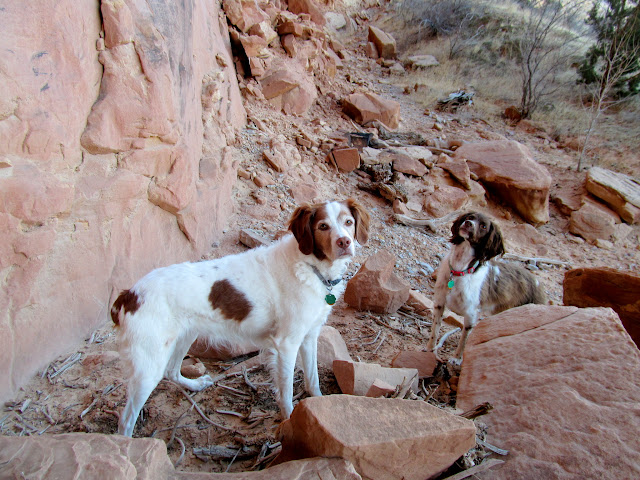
[{"xmin": 388, "ymin": 0, "xmax": 640, "ymax": 175}]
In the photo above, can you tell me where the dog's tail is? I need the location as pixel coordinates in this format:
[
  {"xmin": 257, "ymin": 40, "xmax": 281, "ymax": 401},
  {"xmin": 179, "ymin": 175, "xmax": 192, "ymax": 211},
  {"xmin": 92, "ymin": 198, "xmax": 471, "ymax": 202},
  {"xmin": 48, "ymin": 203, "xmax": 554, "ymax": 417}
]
[
  {"xmin": 531, "ymin": 280, "xmax": 548, "ymax": 306},
  {"xmin": 110, "ymin": 289, "xmax": 140, "ymax": 326}
]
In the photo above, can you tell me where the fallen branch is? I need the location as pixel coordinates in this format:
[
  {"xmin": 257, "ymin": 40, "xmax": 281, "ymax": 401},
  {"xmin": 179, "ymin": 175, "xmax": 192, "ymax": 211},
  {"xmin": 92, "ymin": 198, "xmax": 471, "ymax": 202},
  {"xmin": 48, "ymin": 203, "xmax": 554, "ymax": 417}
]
[
  {"xmin": 425, "ymin": 146, "xmax": 456, "ymax": 156},
  {"xmin": 193, "ymin": 445, "xmax": 256, "ymax": 461},
  {"xmin": 459, "ymin": 402, "xmax": 493, "ymax": 420},
  {"xmin": 373, "ymin": 333, "xmax": 387, "ymax": 354},
  {"xmin": 166, "ymin": 380, "xmax": 233, "ymax": 431},
  {"xmin": 435, "ymin": 328, "xmax": 461, "ymax": 350},
  {"xmin": 440, "ymin": 458, "xmax": 505, "ymax": 480},
  {"xmin": 394, "ymin": 211, "xmax": 462, "ymax": 233},
  {"xmin": 80, "ymin": 398, "xmax": 99, "ymax": 419},
  {"xmin": 503, "ymin": 253, "xmax": 570, "ymax": 268},
  {"xmin": 477, "ymin": 438, "xmax": 509, "ymax": 456},
  {"xmin": 242, "ymin": 366, "xmax": 257, "ymax": 392},
  {"xmin": 361, "ymin": 329, "xmax": 382, "ymax": 346},
  {"xmin": 173, "ymin": 437, "xmax": 186, "ymax": 468}
]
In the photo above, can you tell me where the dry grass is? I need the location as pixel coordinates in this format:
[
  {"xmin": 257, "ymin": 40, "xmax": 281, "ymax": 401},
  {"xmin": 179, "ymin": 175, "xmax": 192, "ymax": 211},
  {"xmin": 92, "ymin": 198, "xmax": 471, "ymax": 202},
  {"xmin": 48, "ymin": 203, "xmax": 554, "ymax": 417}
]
[{"xmin": 387, "ymin": 0, "xmax": 639, "ymax": 175}]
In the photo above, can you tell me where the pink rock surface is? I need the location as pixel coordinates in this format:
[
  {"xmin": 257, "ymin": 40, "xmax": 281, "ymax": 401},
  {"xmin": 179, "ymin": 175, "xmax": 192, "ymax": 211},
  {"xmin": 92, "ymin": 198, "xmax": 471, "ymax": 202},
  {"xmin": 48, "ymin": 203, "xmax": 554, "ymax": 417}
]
[
  {"xmin": 333, "ymin": 359, "xmax": 419, "ymax": 396},
  {"xmin": 586, "ymin": 166, "xmax": 640, "ymax": 224},
  {"xmin": 391, "ymin": 350, "xmax": 437, "ymax": 378},
  {"xmin": 454, "ymin": 140, "xmax": 552, "ymax": 224},
  {"xmin": 342, "ymin": 92, "xmax": 401, "ymax": 129},
  {"xmin": 344, "ymin": 251, "xmax": 411, "ymax": 314},
  {"xmin": 332, "ymin": 147, "xmax": 361, "ymax": 172},
  {"xmin": 569, "ymin": 198, "xmax": 620, "ymax": 243},
  {"xmin": 0, "ymin": 0, "xmax": 245, "ymax": 404},
  {"xmin": 365, "ymin": 378, "xmax": 396, "ymax": 397},
  {"xmin": 0, "ymin": 433, "xmax": 362, "ymax": 479},
  {"xmin": 564, "ymin": 267, "xmax": 640, "ymax": 347},
  {"xmin": 317, "ymin": 325, "xmax": 353, "ymax": 368},
  {"xmin": 392, "ymin": 153, "xmax": 427, "ymax": 176},
  {"xmin": 276, "ymin": 395, "xmax": 477, "ymax": 480},
  {"xmin": 457, "ymin": 305, "xmax": 640, "ymax": 479},
  {"xmin": 368, "ymin": 26, "xmax": 396, "ymax": 59}
]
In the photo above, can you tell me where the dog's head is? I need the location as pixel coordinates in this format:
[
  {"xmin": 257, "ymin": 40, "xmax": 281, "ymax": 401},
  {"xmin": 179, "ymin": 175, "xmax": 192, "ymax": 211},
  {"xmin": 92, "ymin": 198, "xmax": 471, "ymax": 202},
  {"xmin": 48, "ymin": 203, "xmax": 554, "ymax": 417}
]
[
  {"xmin": 450, "ymin": 212, "xmax": 504, "ymax": 263},
  {"xmin": 289, "ymin": 199, "xmax": 370, "ymax": 261}
]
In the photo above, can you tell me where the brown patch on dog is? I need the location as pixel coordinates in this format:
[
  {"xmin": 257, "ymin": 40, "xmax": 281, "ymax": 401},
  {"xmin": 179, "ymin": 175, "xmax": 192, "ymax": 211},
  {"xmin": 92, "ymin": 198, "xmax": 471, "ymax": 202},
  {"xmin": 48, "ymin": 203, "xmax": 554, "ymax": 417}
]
[
  {"xmin": 481, "ymin": 262, "xmax": 547, "ymax": 314},
  {"xmin": 209, "ymin": 279, "xmax": 252, "ymax": 322},
  {"xmin": 289, "ymin": 204, "xmax": 316, "ymax": 257},
  {"xmin": 310, "ymin": 204, "xmax": 332, "ymax": 260},
  {"xmin": 110, "ymin": 290, "xmax": 141, "ymax": 326},
  {"xmin": 451, "ymin": 212, "xmax": 505, "ymax": 265},
  {"xmin": 345, "ymin": 198, "xmax": 370, "ymax": 245}
]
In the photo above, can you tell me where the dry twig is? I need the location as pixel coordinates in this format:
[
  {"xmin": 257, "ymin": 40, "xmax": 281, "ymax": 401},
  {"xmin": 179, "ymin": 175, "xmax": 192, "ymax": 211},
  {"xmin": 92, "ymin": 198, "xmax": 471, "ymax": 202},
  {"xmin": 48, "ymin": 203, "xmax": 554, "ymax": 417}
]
[
  {"xmin": 440, "ymin": 458, "xmax": 505, "ymax": 480},
  {"xmin": 477, "ymin": 438, "xmax": 509, "ymax": 456},
  {"xmin": 166, "ymin": 380, "xmax": 233, "ymax": 431},
  {"xmin": 459, "ymin": 402, "xmax": 493, "ymax": 420}
]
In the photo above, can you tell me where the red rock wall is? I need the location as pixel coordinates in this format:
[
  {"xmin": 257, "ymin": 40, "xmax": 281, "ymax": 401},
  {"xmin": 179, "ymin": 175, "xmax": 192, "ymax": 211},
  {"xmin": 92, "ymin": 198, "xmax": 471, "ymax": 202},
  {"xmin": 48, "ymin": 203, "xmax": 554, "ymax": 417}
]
[{"xmin": 0, "ymin": 0, "xmax": 246, "ymax": 403}]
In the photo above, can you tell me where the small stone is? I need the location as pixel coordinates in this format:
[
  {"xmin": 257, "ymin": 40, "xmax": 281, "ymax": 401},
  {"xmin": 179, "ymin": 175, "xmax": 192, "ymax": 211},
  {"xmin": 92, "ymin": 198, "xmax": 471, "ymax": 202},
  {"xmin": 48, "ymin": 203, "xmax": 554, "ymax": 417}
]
[
  {"xmin": 239, "ymin": 228, "xmax": 270, "ymax": 248},
  {"xmin": 366, "ymin": 378, "xmax": 396, "ymax": 398},
  {"xmin": 391, "ymin": 350, "xmax": 438, "ymax": 378},
  {"xmin": 333, "ymin": 359, "xmax": 419, "ymax": 396},
  {"xmin": 180, "ymin": 357, "xmax": 206, "ymax": 378}
]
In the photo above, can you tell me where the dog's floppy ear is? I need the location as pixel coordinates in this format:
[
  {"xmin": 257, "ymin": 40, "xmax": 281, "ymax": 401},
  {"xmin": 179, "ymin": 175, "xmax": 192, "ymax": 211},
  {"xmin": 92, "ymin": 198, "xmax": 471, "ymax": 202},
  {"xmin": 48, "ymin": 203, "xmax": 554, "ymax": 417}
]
[
  {"xmin": 346, "ymin": 198, "xmax": 370, "ymax": 245},
  {"xmin": 479, "ymin": 221, "xmax": 505, "ymax": 263},
  {"xmin": 288, "ymin": 204, "xmax": 315, "ymax": 255},
  {"xmin": 450, "ymin": 212, "xmax": 470, "ymax": 245}
]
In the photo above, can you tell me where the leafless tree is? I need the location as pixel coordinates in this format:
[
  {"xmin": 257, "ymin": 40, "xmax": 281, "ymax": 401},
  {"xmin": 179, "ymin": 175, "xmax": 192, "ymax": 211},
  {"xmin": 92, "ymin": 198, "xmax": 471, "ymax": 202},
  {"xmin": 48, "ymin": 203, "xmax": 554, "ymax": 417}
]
[
  {"xmin": 517, "ymin": 0, "xmax": 587, "ymax": 119},
  {"xmin": 577, "ymin": 11, "xmax": 640, "ymax": 171}
]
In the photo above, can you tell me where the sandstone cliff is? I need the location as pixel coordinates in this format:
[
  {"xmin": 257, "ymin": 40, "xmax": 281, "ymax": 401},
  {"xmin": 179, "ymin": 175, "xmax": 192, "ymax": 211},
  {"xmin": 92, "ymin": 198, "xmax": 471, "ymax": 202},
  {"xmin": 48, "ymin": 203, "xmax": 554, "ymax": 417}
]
[{"xmin": 0, "ymin": 0, "xmax": 246, "ymax": 403}]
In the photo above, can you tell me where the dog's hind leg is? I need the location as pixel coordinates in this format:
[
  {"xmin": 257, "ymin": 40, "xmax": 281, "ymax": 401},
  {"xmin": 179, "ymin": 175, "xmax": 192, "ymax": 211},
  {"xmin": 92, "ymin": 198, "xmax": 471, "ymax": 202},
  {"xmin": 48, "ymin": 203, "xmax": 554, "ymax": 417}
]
[
  {"xmin": 165, "ymin": 333, "xmax": 213, "ymax": 392},
  {"xmin": 299, "ymin": 325, "xmax": 322, "ymax": 397},
  {"xmin": 119, "ymin": 363, "xmax": 165, "ymax": 437}
]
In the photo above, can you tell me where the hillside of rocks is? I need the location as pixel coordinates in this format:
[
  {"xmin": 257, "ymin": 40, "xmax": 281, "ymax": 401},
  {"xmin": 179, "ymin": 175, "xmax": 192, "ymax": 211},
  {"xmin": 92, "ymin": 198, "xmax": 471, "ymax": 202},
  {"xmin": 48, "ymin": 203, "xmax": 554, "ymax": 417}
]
[{"xmin": 1, "ymin": 0, "xmax": 640, "ymax": 479}]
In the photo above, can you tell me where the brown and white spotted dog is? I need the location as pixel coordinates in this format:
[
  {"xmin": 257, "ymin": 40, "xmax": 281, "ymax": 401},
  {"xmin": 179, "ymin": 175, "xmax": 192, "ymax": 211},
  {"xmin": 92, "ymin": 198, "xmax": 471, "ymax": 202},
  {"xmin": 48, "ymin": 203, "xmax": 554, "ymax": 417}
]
[
  {"xmin": 427, "ymin": 212, "xmax": 546, "ymax": 365},
  {"xmin": 111, "ymin": 199, "xmax": 370, "ymax": 436}
]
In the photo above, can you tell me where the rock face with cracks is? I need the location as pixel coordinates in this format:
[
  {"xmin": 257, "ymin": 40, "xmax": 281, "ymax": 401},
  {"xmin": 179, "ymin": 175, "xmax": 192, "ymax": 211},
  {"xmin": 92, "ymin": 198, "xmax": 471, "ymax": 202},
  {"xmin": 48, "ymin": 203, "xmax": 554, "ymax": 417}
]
[
  {"xmin": 454, "ymin": 140, "xmax": 552, "ymax": 224},
  {"xmin": 0, "ymin": 433, "xmax": 363, "ymax": 480},
  {"xmin": 0, "ymin": 0, "xmax": 245, "ymax": 404},
  {"xmin": 457, "ymin": 305, "xmax": 640, "ymax": 480},
  {"xmin": 276, "ymin": 395, "xmax": 477, "ymax": 480}
]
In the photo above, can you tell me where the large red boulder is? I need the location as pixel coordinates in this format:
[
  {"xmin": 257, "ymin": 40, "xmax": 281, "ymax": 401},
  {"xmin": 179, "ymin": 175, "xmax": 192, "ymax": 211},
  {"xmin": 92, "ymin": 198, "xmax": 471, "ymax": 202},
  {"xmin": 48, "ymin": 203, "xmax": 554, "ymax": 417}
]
[{"xmin": 454, "ymin": 140, "xmax": 552, "ymax": 224}]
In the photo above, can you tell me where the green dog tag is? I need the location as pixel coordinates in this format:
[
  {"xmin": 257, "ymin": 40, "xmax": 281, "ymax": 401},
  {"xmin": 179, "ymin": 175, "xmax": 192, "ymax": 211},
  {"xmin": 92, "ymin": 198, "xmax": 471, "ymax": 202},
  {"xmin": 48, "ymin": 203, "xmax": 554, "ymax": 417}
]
[
  {"xmin": 325, "ymin": 294, "xmax": 336, "ymax": 305},
  {"xmin": 447, "ymin": 279, "xmax": 455, "ymax": 289}
]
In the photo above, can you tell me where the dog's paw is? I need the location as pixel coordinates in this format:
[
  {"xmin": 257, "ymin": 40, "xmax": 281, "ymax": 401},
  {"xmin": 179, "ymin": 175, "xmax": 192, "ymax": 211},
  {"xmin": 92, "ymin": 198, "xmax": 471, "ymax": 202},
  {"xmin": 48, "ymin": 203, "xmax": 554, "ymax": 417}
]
[
  {"xmin": 448, "ymin": 357, "xmax": 463, "ymax": 367},
  {"xmin": 195, "ymin": 374, "xmax": 214, "ymax": 390}
]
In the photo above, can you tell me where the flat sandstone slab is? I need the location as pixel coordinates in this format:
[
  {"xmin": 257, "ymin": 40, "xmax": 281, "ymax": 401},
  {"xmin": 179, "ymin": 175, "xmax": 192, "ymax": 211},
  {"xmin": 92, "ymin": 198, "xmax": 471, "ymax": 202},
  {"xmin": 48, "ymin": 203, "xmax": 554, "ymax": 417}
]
[
  {"xmin": 0, "ymin": 433, "xmax": 362, "ymax": 480},
  {"xmin": 276, "ymin": 395, "xmax": 476, "ymax": 480},
  {"xmin": 457, "ymin": 305, "xmax": 640, "ymax": 479}
]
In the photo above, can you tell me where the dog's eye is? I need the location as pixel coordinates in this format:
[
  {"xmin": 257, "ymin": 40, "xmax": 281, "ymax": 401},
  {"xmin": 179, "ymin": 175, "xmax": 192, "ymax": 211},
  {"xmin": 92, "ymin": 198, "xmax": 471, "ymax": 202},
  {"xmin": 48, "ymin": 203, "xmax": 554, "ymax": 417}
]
[
  {"xmin": 481, "ymin": 224, "xmax": 487, "ymax": 230},
  {"xmin": 318, "ymin": 223, "xmax": 329, "ymax": 231},
  {"xmin": 345, "ymin": 219, "xmax": 354, "ymax": 226}
]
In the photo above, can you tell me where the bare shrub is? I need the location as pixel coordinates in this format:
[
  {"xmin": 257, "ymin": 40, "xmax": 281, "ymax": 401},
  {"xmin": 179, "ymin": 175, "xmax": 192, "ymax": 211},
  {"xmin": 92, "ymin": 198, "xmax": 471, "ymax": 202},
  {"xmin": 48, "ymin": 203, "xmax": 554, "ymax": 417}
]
[
  {"xmin": 395, "ymin": 0, "xmax": 488, "ymax": 57},
  {"xmin": 515, "ymin": 0, "xmax": 588, "ymax": 119}
]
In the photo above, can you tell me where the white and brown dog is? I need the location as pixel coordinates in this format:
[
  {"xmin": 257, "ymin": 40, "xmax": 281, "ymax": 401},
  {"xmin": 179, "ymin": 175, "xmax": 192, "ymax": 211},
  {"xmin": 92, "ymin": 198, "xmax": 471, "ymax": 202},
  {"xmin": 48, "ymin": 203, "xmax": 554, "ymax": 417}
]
[
  {"xmin": 111, "ymin": 199, "xmax": 370, "ymax": 436},
  {"xmin": 427, "ymin": 212, "xmax": 546, "ymax": 365}
]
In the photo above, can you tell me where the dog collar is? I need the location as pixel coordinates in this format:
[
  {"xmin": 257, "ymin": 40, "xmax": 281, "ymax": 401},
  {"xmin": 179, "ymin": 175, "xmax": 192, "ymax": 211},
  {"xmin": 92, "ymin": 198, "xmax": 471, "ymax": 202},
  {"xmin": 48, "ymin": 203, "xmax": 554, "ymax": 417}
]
[
  {"xmin": 448, "ymin": 260, "xmax": 479, "ymax": 289},
  {"xmin": 308, "ymin": 264, "xmax": 342, "ymax": 305}
]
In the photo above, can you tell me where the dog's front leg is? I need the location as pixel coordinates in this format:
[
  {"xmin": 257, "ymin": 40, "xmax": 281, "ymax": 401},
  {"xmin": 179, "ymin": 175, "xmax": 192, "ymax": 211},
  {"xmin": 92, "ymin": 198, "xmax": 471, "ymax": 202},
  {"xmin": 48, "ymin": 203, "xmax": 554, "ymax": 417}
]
[
  {"xmin": 451, "ymin": 314, "xmax": 477, "ymax": 366},
  {"xmin": 299, "ymin": 325, "xmax": 322, "ymax": 397},
  {"xmin": 426, "ymin": 289, "xmax": 447, "ymax": 351},
  {"xmin": 271, "ymin": 338, "xmax": 300, "ymax": 419}
]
